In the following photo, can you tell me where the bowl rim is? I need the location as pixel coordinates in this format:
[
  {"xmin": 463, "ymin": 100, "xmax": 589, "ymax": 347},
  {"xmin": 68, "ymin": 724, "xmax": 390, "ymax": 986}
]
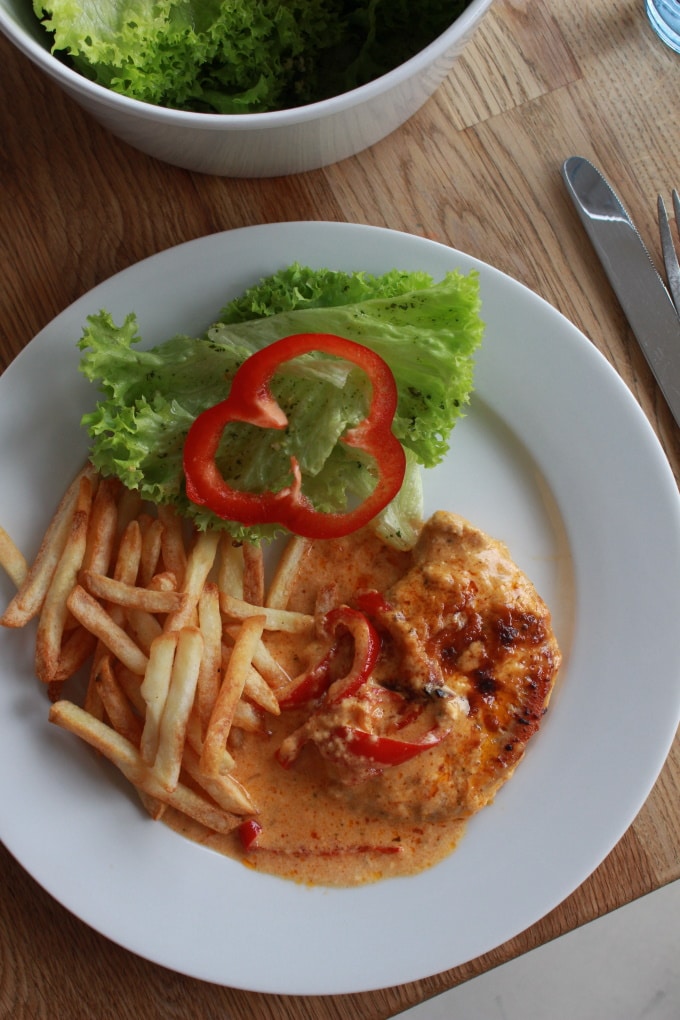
[{"xmin": 0, "ymin": 0, "xmax": 494, "ymax": 128}]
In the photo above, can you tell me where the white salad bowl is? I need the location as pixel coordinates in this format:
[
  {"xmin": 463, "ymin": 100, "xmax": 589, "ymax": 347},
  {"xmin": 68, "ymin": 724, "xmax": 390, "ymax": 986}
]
[{"xmin": 0, "ymin": 0, "xmax": 494, "ymax": 177}]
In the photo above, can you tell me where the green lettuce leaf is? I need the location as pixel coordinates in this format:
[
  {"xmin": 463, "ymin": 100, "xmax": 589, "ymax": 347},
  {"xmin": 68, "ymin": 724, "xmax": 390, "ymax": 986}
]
[
  {"xmin": 33, "ymin": 0, "xmax": 471, "ymax": 113},
  {"xmin": 79, "ymin": 263, "xmax": 483, "ymax": 545}
]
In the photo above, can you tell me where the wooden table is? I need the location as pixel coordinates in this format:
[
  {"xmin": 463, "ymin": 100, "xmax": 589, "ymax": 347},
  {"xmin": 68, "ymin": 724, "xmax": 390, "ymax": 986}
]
[{"xmin": 1, "ymin": 1, "xmax": 679, "ymax": 1016}]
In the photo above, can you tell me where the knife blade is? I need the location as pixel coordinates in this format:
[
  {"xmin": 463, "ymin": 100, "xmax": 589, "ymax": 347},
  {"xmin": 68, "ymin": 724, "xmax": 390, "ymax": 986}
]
[{"xmin": 562, "ymin": 155, "xmax": 680, "ymax": 426}]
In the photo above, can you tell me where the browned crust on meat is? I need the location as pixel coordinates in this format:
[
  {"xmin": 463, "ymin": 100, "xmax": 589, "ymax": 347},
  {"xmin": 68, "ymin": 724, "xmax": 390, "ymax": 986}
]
[{"xmin": 350, "ymin": 511, "xmax": 561, "ymax": 820}]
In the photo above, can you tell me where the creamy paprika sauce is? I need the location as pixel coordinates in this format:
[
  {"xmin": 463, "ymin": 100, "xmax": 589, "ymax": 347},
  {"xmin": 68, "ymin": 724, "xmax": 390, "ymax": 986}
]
[{"xmin": 166, "ymin": 512, "xmax": 561, "ymax": 886}]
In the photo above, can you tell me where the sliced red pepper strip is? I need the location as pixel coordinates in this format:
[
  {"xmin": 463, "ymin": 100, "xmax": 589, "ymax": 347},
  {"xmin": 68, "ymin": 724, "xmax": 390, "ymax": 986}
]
[
  {"xmin": 182, "ymin": 333, "xmax": 406, "ymax": 540},
  {"xmin": 335, "ymin": 724, "xmax": 451, "ymax": 766},
  {"xmin": 325, "ymin": 607, "xmax": 380, "ymax": 704},
  {"xmin": 278, "ymin": 606, "xmax": 380, "ymax": 710},
  {"xmin": 277, "ymin": 652, "xmax": 333, "ymax": 710},
  {"xmin": 279, "ymin": 603, "xmax": 381, "ymax": 709}
]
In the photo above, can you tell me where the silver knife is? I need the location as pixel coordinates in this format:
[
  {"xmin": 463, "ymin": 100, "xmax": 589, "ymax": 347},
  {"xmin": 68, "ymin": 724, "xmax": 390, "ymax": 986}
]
[{"xmin": 562, "ymin": 155, "xmax": 680, "ymax": 426}]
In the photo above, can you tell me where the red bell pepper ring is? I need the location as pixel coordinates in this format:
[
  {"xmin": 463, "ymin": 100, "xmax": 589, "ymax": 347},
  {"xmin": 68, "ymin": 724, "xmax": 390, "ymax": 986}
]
[
  {"xmin": 182, "ymin": 333, "xmax": 406, "ymax": 540},
  {"xmin": 334, "ymin": 723, "xmax": 452, "ymax": 766}
]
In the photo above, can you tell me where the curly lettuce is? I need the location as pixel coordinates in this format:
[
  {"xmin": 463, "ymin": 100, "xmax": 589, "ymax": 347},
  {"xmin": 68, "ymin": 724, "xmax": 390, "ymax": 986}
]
[
  {"xmin": 33, "ymin": 0, "xmax": 471, "ymax": 113},
  {"xmin": 79, "ymin": 263, "xmax": 483, "ymax": 546}
]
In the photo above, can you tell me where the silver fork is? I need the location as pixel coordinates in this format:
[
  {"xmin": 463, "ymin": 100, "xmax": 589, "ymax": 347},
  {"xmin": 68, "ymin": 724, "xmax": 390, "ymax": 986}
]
[{"xmin": 658, "ymin": 190, "xmax": 680, "ymax": 315}]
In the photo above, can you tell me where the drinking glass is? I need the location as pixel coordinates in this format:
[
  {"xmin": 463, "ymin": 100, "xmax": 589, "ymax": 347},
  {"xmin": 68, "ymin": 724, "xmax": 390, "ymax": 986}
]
[{"xmin": 646, "ymin": 0, "xmax": 680, "ymax": 53}]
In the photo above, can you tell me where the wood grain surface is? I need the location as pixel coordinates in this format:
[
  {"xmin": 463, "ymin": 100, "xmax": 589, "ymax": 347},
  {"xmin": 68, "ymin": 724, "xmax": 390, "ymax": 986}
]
[{"xmin": 1, "ymin": 1, "xmax": 680, "ymax": 1017}]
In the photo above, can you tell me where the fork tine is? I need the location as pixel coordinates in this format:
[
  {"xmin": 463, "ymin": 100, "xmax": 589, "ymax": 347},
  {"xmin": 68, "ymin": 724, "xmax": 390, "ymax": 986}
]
[{"xmin": 658, "ymin": 193, "xmax": 680, "ymax": 314}]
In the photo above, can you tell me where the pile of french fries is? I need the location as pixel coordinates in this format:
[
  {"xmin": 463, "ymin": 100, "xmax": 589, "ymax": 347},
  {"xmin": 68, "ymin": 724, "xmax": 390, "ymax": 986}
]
[{"xmin": 0, "ymin": 462, "xmax": 317, "ymax": 838}]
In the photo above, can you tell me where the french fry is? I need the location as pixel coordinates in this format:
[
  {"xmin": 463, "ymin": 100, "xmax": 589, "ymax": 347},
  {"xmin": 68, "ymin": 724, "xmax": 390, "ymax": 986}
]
[
  {"xmin": 82, "ymin": 476, "xmax": 120, "ymax": 576},
  {"xmin": 113, "ymin": 519, "xmax": 143, "ymax": 586},
  {"xmin": 162, "ymin": 776, "xmax": 242, "ymax": 832},
  {"xmin": 94, "ymin": 654, "xmax": 143, "ymax": 746},
  {"xmin": 54, "ymin": 625, "xmax": 98, "ymax": 684},
  {"xmin": 1, "ymin": 462, "xmax": 94, "ymax": 628},
  {"xmin": 67, "ymin": 585, "xmax": 149, "ymax": 677},
  {"xmin": 35, "ymin": 474, "xmax": 94, "ymax": 683},
  {"xmin": 138, "ymin": 517, "xmax": 165, "ymax": 587},
  {"xmin": 164, "ymin": 530, "xmax": 220, "ymax": 632},
  {"xmin": 249, "ymin": 636, "xmax": 292, "ymax": 688},
  {"xmin": 242, "ymin": 541, "xmax": 264, "ymax": 605},
  {"xmin": 265, "ymin": 535, "xmax": 312, "ymax": 609},
  {"xmin": 80, "ymin": 570, "xmax": 185, "ymax": 614},
  {"xmin": 83, "ymin": 515, "xmax": 146, "ymax": 712},
  {"xmin": 49, "ymin": 700, "xmax": 240, "ymax": 835},
  {"xmin": 126, "ymin": 607, "xmax": 163, "ymax": 656},
  {"xmin": 217, "ymin": 535, "xmax": 244, "ymax": 598},
  {"xmin": 243, "ymin": 664, "xmax": 281, "ymax": 715},
  {"xmin": 82, "ymin": 513, "xmax": 142, "ymax": 716},
  {"xmin": 0, "ymin": 525, "xmax": 28, "ymax": 589},
  {"xmin": 220, "ymin": 642, "xmax": 280, "ymax": 714},
  {"xmin": 83, "ymin": 671, "xmax": 106, "ymax": 721},
  {"xmin": 137, "ymin": 790, "xmax": 166, "ymax": 821},
  {"xmin": 200, "ymin": 615, "xmax": 265, "ymax": 777},
  {"xmin": 148, "ymin": 571, "xmax": 178, "ymax": 592},
  {"xmin": 114, "ymin": 663, "xmax": 147, "ymax": 716},
  {"xmin": 157, "ymin": 504, "xmax": 187, "ymax": 586},
  {"xmin": 184, "ymin": 708, "xmax": 235, "ymax": 774},
  {"xmin": 139, "ymin": 630, "xmax": 178, "ymax": 765},
  {"xmin": 232, "ymin": 699, "xmax": 266, "ymax": 733},
  {"xmin": 153, "ymin": 626, "xmax": 203, "ymax": 792},
  {"xmin": 50, "ymin": 698, "xmax": 147, "ymax": 778},
  {"xmin": 224, "ymin": 624, "xmax": 292, "ymax": 689},
  {"xmin": 196, "ymin": 582, "xmax": 223, "ymax": 737},
  {"xmin": 181, "ymin": 742, "xmax": 256, "ymax": 815},
  {"xmin": 220, "ymin": 592, "xmax": 314, "ymax": 633}
]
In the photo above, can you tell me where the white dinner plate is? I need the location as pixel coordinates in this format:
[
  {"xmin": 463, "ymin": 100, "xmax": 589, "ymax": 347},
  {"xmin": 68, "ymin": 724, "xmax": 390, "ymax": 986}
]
[{"xmin": 1, "ymin": 223, "xmax": 679, "ymax": 995}]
